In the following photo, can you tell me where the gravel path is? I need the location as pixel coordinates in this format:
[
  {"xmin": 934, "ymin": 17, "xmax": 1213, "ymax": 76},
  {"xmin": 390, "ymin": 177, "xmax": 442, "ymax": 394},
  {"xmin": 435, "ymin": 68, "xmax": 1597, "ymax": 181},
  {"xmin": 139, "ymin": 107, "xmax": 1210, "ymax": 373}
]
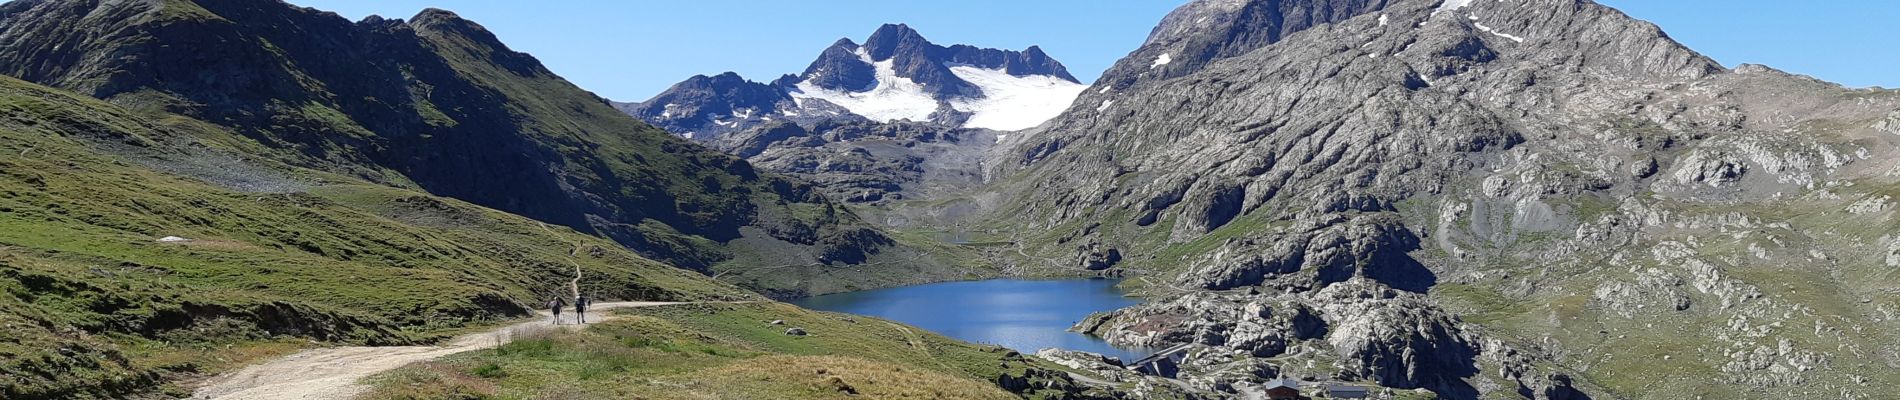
[{"xmin": 190, "ymin": 301, "xmax": 683, "ymax": 400}]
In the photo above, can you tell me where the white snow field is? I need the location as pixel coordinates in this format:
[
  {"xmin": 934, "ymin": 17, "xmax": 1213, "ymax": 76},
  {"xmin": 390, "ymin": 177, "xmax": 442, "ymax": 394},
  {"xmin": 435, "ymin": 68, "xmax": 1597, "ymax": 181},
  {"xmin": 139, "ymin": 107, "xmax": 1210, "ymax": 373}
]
[{"xmin": 948, "ymin": 65, "xmax": 1087, "ymax": 131}]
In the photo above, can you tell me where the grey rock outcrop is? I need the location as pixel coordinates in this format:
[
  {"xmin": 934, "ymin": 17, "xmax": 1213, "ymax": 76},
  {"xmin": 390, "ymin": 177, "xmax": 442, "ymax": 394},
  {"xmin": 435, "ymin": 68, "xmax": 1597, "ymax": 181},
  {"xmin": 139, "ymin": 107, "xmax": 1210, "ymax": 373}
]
[
  {"xmin": 1036, "ymin": 349, "xmax": 1142, "ymax": 382},
  {"xmin": 976, "ymin": 0, "xmax": 1900, "ymax": 399},
  {"xmin": 1077, "ymin": 281, "xmax": 1504, "ymax": 397},
  {"xmin": 612, "ymin": 72, "xmax": 795, "ymax": 140},
  {"xmin": 710, "ymin": 119, "xmax": 992, "ymax": 204}
]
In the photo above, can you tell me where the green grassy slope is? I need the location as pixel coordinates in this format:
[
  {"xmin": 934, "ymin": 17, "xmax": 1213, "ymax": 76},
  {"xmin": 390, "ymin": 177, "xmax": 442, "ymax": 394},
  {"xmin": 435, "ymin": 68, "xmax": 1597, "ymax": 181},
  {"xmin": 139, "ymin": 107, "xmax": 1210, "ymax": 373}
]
[
  {"xmin": 0, "ymin": 0, "xmax": 926, "ymax": 290},
  {"xmin": 363, "ymin": 303, "xmax": 1118, "ymax": 400},
  {"xmin": 0, "ymin": 75, "xmax": 755, "ymax": 399}
]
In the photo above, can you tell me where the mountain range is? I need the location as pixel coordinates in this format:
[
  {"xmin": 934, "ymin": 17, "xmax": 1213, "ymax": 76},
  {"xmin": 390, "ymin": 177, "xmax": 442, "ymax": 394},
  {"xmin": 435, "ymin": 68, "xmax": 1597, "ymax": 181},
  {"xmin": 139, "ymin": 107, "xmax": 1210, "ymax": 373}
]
[
  {"xmin": 617, "ymin": 23, "xmax": 1088, "ymax": 140},
  {"xmin": 0, "ymin": 0, "xmax": 1003, "ymax": 300},
  {"xmin": 0, "ymin": 0, "xmax": 1031, "ymax": 397},
  {"xmin": 976, "ymin": 0, "xmax": 1900, "ymax": 398},
  {"xmin": 3, "ymin": 0, "xmax": 1899, "ymax": 399}
]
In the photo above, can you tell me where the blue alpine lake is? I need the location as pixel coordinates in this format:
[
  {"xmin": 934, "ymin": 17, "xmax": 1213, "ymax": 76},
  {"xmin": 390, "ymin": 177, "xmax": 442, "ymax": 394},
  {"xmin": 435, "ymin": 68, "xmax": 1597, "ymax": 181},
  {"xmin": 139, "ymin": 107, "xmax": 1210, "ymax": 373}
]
[{"xmin": 790, "ymin": 278, "xmax": 1154, "ymax": 361}]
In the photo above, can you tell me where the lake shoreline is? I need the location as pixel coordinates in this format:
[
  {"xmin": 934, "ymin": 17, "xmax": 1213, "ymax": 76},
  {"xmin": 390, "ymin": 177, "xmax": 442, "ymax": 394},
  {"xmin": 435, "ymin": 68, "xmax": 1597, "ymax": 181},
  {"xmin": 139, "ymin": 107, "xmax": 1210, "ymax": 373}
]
[{"xmin": 789, "ymin": 277, "xmax": 1156, "ymax": 361}]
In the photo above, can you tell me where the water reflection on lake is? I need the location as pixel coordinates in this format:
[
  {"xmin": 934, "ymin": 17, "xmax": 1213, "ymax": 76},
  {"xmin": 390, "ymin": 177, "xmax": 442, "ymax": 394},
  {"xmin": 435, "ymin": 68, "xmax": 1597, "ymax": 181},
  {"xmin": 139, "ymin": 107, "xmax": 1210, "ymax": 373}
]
[{"xmin": 790, "ymin": 278, "xmax": 1153, "ymax": 361}]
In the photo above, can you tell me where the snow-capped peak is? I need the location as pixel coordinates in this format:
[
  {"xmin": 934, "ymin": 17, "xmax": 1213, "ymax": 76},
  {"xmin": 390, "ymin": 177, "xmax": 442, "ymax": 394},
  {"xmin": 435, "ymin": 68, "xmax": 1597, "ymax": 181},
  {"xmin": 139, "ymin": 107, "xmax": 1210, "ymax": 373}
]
[
  {"xmin": 786, "ymin": 25, "xmax": 1084, "ymax": 130},
  {"xmin": 627, "ymin": 24, "xmax": 1086, "ymax": 139},
  {"xmin": 789, "ymin": 55, "xmax": 939, "ymax": 123}
]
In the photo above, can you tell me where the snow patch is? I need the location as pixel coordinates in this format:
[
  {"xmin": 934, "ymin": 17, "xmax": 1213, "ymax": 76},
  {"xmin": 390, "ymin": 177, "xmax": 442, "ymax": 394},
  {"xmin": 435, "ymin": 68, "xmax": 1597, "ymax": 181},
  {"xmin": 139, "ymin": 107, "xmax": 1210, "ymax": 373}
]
[
  {"xmin": 1096, "ymin": 100, "xmax": 1115, "ymax": 112},
  {"xmin": 1378, "ymin": 14, "xmax": 1389, "ymax": 26},
  {"xmin": 1098, "ymin": 86, "xmax": 1112, "ymax": 94},
  {"xmin": 158, "ymin": 236, "xmax": 192, "ymax": 243},
  {"xmin": 1473, "ymin": 22, "xmax": 1526, "ymax": 43},
  {"xmin": 660, "ymin": 103, "xmax": 681, "ymax": 119},
  {"xmin": 1150, "ymin": 53, "xmax": 1172, "ymax": 69},
  {"xmin": 947, "ymin": 65, "xmax": 1087, "ymax": 131},
  {"xmin": 1437, "ymin": 0, "xmax": 1475, "ymax": 14},
  {"xmin": 788, "ymin": 56, "xmax": 940, "ymax": 123}
]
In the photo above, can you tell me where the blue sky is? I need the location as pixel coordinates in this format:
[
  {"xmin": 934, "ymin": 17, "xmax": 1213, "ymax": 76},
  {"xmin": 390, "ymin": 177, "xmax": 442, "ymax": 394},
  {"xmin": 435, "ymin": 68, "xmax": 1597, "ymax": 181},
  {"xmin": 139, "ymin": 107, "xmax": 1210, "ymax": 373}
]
[{"xmin": 288, "ymin": 1, "xmax": 1898, "ymax": 101}]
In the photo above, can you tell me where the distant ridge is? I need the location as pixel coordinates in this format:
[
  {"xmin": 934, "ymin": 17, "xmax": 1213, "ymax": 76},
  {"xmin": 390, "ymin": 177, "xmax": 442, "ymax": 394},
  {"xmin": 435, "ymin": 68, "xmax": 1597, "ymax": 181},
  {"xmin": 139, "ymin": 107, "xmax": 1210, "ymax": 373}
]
[{"xmin": 618, "ymin": 23, "xmax": 1087, "ymax": 140}]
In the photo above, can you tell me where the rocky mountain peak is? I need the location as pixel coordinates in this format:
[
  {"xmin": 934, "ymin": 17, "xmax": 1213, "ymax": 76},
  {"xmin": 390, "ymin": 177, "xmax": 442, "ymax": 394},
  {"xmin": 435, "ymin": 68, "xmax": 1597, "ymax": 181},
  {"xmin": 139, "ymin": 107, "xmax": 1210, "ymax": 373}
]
[
  {"xmin": 1093, "ymin": 0, "xmax": 1720, "ymax": 94},
  {"xmin": 406, "ymin": 6, "xmax": 547, "ymax": 76},
  {"xmin": 803, "ymin": 23, "xmax": 1082, "ymax": 96},
  {"xmin": 408, "ymin": 7, "xmax": 493, "ymax": 39},
  {"xmin": 703, "ymin": 71, "xmax": 750, "ymax": 84},
  {"xmin": 408, "ymin": 7, "xmax": 465, "ymax": 26},
  {"xmin": 1099, "ymin": 0, "xmax": 1397, "ymax": 90},
  {"xmin": 799, "ymin": 37, "xmax": 881, "ymax": 92},
  {"xmin": 619, "ymin": 71, "xmax": 793, "ymax": 139},
  {"xmin": 1005, "ymin": 45, "xmax": 1076, "ymax": 80},
  {"xmin": 0, "ymin": 0, "xmax": 917, "ymax": 275},
  {"xmin": 800, "ymin": 23, "xmax": 980, "ymax": 99},
  {"xmin": 861, "ymin": 23, "xmax": 930, "ymax": 62},
  {"xmin": 984, "ymin": 0, "xmax": 1899, "ymax": 398}
]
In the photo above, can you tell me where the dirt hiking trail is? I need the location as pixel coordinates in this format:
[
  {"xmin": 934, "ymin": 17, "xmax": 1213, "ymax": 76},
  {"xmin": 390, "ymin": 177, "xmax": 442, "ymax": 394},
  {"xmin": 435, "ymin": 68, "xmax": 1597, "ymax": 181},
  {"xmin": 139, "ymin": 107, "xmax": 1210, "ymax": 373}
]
[{"xmin": 191, "ymin": 301, "xmax": 682, "ymax": 400}]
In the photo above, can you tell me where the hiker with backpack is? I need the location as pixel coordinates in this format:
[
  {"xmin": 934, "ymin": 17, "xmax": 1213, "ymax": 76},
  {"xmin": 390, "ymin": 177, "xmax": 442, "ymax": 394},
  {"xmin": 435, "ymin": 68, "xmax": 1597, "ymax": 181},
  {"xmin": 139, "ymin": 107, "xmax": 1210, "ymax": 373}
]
[
  {"xmin": 574, "ymin": 294, "xmax": 590, "ymax": 324},
  {"xmin": 546, "ymin": 296, "xmax": 566, "ymax": 325}
]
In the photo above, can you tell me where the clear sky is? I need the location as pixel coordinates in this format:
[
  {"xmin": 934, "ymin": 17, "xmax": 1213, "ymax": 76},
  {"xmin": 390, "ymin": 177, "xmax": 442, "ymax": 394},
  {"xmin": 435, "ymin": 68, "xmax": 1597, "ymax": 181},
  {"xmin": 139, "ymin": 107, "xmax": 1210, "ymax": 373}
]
[
  {"xmin": 1598, "ymin": 0, "xmax": 1898, "ymax": 89},
  {"xmin": 285, "ymin": 0, "xmax": 1898, "ymax": 101}
]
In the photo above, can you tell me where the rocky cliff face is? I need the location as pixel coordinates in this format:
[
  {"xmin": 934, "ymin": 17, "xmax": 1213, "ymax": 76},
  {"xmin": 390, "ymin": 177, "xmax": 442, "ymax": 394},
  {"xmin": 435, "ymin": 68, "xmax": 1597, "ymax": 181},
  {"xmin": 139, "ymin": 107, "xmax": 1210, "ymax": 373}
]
[
  {"xmin": 0, "ymin": 0, "xmax": 905, "ymax": 288},
  {"xmin": 810, "ymin": 23, "xmax": 1077, "ymax": 101},
  {"xmin": 982, "ymin": 0, "xmax": 1900, "ymax": 398},
  {"xmin": 621, "ymin": 23, "xmax": 1088, "ymax": 140},
  {"xmin": 614, "ymin": 72, "xmax": 795, "ymax": 140},
  {"xmin": 709, "ymin": 119, "xmax": 997, "ymax": 205}
]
